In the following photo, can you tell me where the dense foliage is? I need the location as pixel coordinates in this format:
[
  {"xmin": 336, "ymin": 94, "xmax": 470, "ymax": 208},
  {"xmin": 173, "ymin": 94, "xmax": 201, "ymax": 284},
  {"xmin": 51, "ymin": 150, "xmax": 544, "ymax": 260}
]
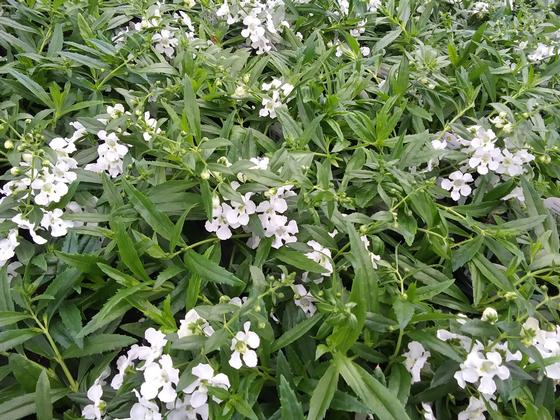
[{"xmin": 0, "ymin": 0, "xmax": 560, "ymax": 419}]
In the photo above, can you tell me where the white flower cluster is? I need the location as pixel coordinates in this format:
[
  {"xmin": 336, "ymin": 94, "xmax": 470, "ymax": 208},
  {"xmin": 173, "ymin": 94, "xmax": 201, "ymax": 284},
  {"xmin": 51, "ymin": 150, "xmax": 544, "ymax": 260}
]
[
  {"xmin": 111, "ymin": 2, "xmax": 198, "ymax": 56},
  {"xmin": 528, "ymin": 43, "xmax": 556, "ymax": 62},
  {"xmin": 86, "ymin": 104, "xmax": 135, "ymax": 178},
  {"xmin": 81, "ymin": 312, "xmax": 262, "ymax": 418},
  {"xmin": 0, "ymin": 121, "xmax": 83, "ymax": 264},
  {"xmin": 153, "ymin": 29, "xmax": 179, "ymax": 58},
  {"xmin": 522, "ymin": 317, "xmax": 560, "ymax": 380},
  {"xmin": 259, "ymin": 78, "xmax": 294, "ymax": 119},
  {"xmin": 82, "ymin": 323, "xmax": 232, "ymax": 420},
  {"xmin": 438, "ymin": 125, "xmax": 534, "ymax": 202},
  {"xmin": 437, "ymin": 326, "xmax": 520, "ymax": 396},
  {"xmin": 85, "ymin": 130, "xmax": 129, "ymax": 178},
  {"xmin": 206, "ymin": 179, "xmax": 299, "ymax": 249},
  {"xmin": 470, "ymin": 2, "xmax": 490, "ymax": 16},
  {"xmin": 217, "ymin": 0, "xmax": 288, "ymax": 54}
]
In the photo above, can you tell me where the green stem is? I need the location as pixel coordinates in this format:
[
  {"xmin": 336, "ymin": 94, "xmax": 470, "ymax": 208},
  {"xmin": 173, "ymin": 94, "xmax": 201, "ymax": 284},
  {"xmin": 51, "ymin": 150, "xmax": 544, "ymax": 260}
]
[{"xmin": 29, "ymin": 309, "xmax": 78, "ymax": 392}]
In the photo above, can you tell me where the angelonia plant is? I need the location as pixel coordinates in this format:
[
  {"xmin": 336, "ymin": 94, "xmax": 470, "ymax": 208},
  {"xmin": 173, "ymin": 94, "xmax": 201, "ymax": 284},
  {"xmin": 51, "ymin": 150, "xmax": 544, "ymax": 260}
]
[{"xmin": 0, "ymin": 0, "xmax": 559, "ymax": 419}]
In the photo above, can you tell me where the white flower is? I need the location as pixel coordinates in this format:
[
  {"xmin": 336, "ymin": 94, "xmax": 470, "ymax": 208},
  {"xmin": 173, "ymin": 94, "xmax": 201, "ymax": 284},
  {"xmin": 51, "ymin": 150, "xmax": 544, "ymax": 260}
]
[
  {"xmin": 40, "ymin": 208, "xmax": 73, "ymax": 237},
  {"xmin": 49, "ymin": 136, "xmax": 77, "ymax": 155},
  {"xmin": 153, "ymin": 29, "xmax": 179, "ymax": 58},
  {"xmin": 502, "ymin": 186, "xmax": 525, "ymax": 202},
  {"xmin": 31, "ymin": 171, "xmax": 69, "ymax": 206},
  {"xmin": 360, "ymin": 46, "xmax": 371, "ymax": 57},
  {"xmin": 11, "ymin": 214, "xmax": 47, "ymax": 244},
  {"xmin": 262, "ymin": 214, "xmax": 299, "ymax": 249},
  {"xmin": 178, "ymin": 309, "xmax": 215, "ymax": 338},
  {"xmin": 441, "ymin": 171, "xmax": 473, "ymax": 201},
  {"xmin": 166, "ymin": 395, "xmax": 209, "ymax": 420},
  {"xmin": 227, "ymin": 193, "xmax": 257, "ymax": 227},
  {"xmin": 0, "ymin": 229, "xmax": 19, "ymax": 267},
  {"xmin": 205, "ymin": 202, "xmax": 234, "ymax": 240},
  {"xmin": 493, "ymin": 342, "xmax": 522, "ymax": 362},
  {"xmin": 292, "ymin": 284, "xmax": 316, "ymax": 316},
  {"xmin": 136, "ymin": 328, "xmax": 168, "ymax": 368},
  {"xmin": 522, "ymin": 317, "xmax": 560, "ymax": 380},
  {"xmin": 142, "ymin": 111, "xmax": 162, "ymax": 141},
  {"xmin": 468, "ymin": 146, "xmax": 502, "ymax": 175},
  {"xmin": 367, "ymin": 0, "xmax": 382, "ymax": 12},
  {"xmin": 454, "ymin": 349, "xmax": 510, "ymax": 396},
  {"xmin": 130, "ymin": 389, "xmax": 162, "ymax": 420},
  {"xmin": 184, "ymin": 363, "xmax": 230, "ymax": 408},
  {"xmin": 436, "ymin": 329, "xmax": 472, "ymax": 351},
  {"xmin": 107, "ymin": 103, "xmax": 126, "ymax": 119},
  {"xmin": 481, "ymin": 307, "xmax": 498, "ymax": 323},
  {"xmin": 82, "ymin": 384, "xmax": 105, "ymax": 420},
  {"xmin": 403, "ymin": 341, "xmax": 430, "ymax": 383},
  {"xmin": 140, "ymin": 354, "xmax": 179, "ymax": 403},
  {"xmin": 422, "ymin": 403, "xmax": 436, "ymax": 420},
  {"xmin": 471, "ymin": 1, "xmax": 490, "ymax": 15},
  {"xmin": 111, "ymin": 345, "xmax": 139, "ymax": 389},
  {"xmin": 229, "ymin": 296, "xmax": 248, "ymax": 306},
  {"xmin": 495, "ymin": 149, "xmax": 524, "ymax": 177},
  {"xmin": 350, "ymin": 19, "xmax": 366, "ymax": 37},
  {"xmin": 259, "ymin": 97, "xmax": 282, "ymax": 118},
  {"xmin": 528, "ymin": 43, "xmax": 555, "ymax": 62},
  {"xmin": 250, "ymin": 156, "xmax": 269, "ymax": 170},
  {"xmin": 468, "ymin": 126, "xmax": 497, "ymax": 150},
  {"xmin": 229, "ymin": 321, "xmax": 260, "ymax": 369},
  {"xmin": 514, "ymin": 149, "xmax": 535, "ymax": 164},
  {"xmin": 305, "ymin": 240, "xmax": 333, "ymax": 275},
  {"xmin": 458, "ymin": 396, "xmax": 495, "ymax": 420},
  {"xmin": 85, "ymin": 130, "xmax": 128, "ymax": 178}
]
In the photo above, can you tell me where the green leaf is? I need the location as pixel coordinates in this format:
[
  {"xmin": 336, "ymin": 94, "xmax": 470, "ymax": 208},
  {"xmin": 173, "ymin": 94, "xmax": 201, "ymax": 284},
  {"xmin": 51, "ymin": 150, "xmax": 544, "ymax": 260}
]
[
  {"xmin": 6, "ymin": 68, "xmax": 53, "ymax": 107},
  {"xmin": 98, "ymin": 263, "xmax": 141, "ymax": 287},
  {"xmin": 0, "ymin": 390, "xmax": 66, "ymax": 420},
  {"xmin": 77, "ymin": 283, "xmax": 145, "ymax": 338},
  {"xmin": 36, "ymin": 371, "xmax": 52, "ymax": 420},
  {"xmin": 230, "ymin": 397, "xmax": 258, "ymax": 420},
  {"xmin": 0, "ymin": 329, "xmax": 40, "ymax": 352},
  {"xmin": 279, "ymin": 375, "xmax": 305, "ymax": 420},
  {"xmin": 59, "ymin": 52, "xmax": 106, "ymax": 69},
  {"xmin": 373, "ymin": 29, "xmax": 402, "ymax": 54},
  {"xmin": 47, "ymin": 23, "xmax": 63, "ymax": 56},
  {"xmin": 335, "ymin": 354, "xmax": 409, "ymax": 420},
  {"xmin": 0, "ymin": 267, "xmax": 14, "ymax": 311},
  {"xmin": 407, "ymin": 330, "xmax": 462, "ymax": 362},
  {"xmin": 184, "ymin": 250, "xmax": 244, "ymax": 287},
  {"xmin": 274, "ymin": 248, "xmax": 329, "ymax": 274},
  {"xmin": 135, "ymin": 62, "xmax": 178, "ymax": 75},
  {"xmin": 124, "ymin": 181, "xmax": 176, "ymax": 241},
  {"xmin": 451, "ymin": 236, "xmax": 484, "ymax": 271},
  {"xmin": 0, "ymin": 311, "xmax": 30, "ymax": 327},
  {"xmin": 331, "ymin": 222, "xmax": 376, "ymax": 352},
  {"xmin": 271, "ymin": 314, "xmax": 323, "ymax": 352},
  {"xmin": 521, "ymin": 177, "xmax": 559, "ymax": 253},
  {"xmin": 471, "ymin": 254, "xmax": 514, "ymax": 292},
  {"xmin": 63, "ymin": 334, "xmax": 136, "ymax": 358},
  {"xmin": 307, "ymin": 364, "xmax": 339, "ymax": 420},
  {"xmin": 114, "ymin": 224, "xmax": 151, "ymax": 282},
  {"xmin": 183, "ymin": 75, "xmax": 201, "ymax": 141}
]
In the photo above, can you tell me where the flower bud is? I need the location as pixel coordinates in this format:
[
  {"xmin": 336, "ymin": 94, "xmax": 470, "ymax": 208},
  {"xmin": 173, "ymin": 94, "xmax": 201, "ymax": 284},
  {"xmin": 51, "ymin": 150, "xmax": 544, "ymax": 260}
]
[
  {"xmin": 481, "ymin": 307, "xmax": 498, "ymax": 323},
  {"xmin": 200, "ymin": 169, "xmax": 210, "ymax": 180},
  {"xmin": 3, "ymin": 140, "xmax": 13, "ymax": 149}
]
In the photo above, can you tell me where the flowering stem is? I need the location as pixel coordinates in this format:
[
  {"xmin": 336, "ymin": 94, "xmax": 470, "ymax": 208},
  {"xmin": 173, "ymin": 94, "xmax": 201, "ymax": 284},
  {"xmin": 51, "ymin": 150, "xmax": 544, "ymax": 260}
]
[{"xmin": 29, "ymin": 308, "xmax": 79, "ymax": 392}]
